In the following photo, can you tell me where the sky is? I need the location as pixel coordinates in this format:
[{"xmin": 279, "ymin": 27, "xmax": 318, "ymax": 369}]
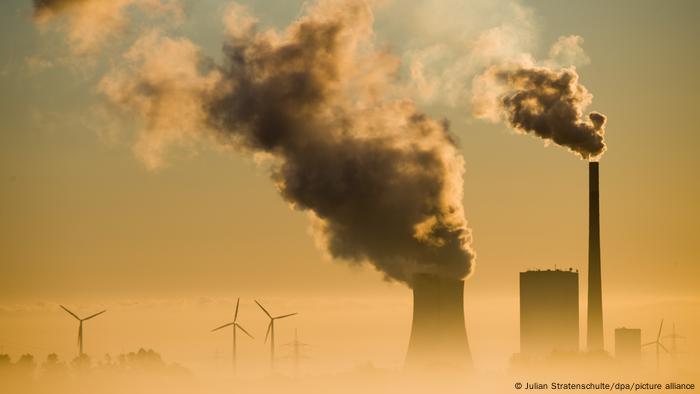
[{"xmin": 0, "ymin": 0, "xmax": 699, "ymax": 377}]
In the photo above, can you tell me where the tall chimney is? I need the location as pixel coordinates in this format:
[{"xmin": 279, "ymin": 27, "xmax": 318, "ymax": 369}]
[
  {"xmin": 587, "ymin": 161, "xmax": 604, "ymax": 352},
  {"xmin": 405, "ymin": 274, "xmax": 472, "ymax": 370}
]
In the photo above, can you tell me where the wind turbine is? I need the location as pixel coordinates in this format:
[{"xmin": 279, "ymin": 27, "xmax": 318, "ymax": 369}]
[
  {"xmin": 255, "ymin": 300, "xmax": 297, "ymax": 370},
  {"xmin": 643, "ymin": 319, "xmax": 670, "ymax": 370},
  {"xmin": 60, "ymin": 305, "xmax": 106, "ymax": 356},
  {"xmin": 211, "ymin": 298, "xmax": 254, "ymax": 374}
]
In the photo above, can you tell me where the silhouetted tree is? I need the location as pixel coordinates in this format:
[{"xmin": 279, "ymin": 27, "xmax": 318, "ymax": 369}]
[
  {"xmin": 41, "ymin": 353, "xmax": 68, "ymax": 383},
  {"xmin": 122, "ymin": 348, "xmax": 165, "ymax": 371},
  {"xmin": 14, "ymin": 353, "xmax": 36, "ymax": 381},
  {"xmin": 0, "ymin": 354, "xmax": 11, "ymax": 380},
  {"xmin": 0, "ymin": 349, "xmax": 193, "ymax": 393},
  {"xmin": 71, "ymin": 353, "xmax": 92, "ymax": 372}
]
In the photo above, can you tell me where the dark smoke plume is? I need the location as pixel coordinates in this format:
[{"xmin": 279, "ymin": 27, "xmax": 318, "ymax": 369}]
[
  {"xmin": 474, "ymin": 65, "xmax": 607, "ymax": 159},
  {"xmin": 31, "ymin": 0, "xmax": 182, "ymax": 54},
  {"xmin": 33, "ymin": 0, "xmax": 86, "ymax": 15},
  {"xmin": 99, "ymin": 0, "xmax": 475, "ymax": 286}
]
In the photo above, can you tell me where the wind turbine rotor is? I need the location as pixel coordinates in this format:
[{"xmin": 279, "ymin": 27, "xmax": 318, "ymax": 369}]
[
  {"xmin": 255, "ymin": 300, "xmax": 272, "ymax": 318},
  {"xmin": 60, "ymin": 305, "xmax": 81, "ymax": 320},
  {"xmin": 83, "ymin": 310, "xmax": 107, "ymax": 321},
  {"xmin": 274, "ymin": 312, "xmax": 298, "ymax": 320},
  {"xmin": 235, "ymin": 323, "xmax": 254, "ymax": 339},
  {"xmin": 212, "ymin": 322, "xmax": 235, "ymax": 332},
  {"xmin": 234, "ymin": 298, "xmax": 240, "ymax": 322}
]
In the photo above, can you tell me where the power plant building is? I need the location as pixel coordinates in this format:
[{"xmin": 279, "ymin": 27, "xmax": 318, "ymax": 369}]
[
  {"xmin": 520, "ymin": 269, "xmax": 579, "ymax": 358},
  {"xmin": 615, "ymin": 327, "xmax": 641, "ymax": 361}
]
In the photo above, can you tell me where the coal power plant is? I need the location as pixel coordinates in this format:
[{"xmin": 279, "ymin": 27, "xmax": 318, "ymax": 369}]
[
  {"xmin": 405, "ymin": 274, "xmax": 472, "ymax": 370},
  {"xmin": 519, "ymin": 269, "xmax": 579, "ymax": 357},
  {"xmin": 587, "ymin": 161, "xmax": 605, "ymax": 352},
  {"xmin": 405, "ymin": 162, "xmax": 608, "ymax": 368}
]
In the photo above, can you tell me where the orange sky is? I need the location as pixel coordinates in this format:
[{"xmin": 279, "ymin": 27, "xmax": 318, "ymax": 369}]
[{"xmin": 1, "ymin": 0, "xmax": 699, "ymax": 377}]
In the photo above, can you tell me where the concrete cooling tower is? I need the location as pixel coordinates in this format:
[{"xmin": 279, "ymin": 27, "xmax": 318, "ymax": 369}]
[{"xmin": 404, "ymin": 274, "xmax": 472, "ymax": 370}]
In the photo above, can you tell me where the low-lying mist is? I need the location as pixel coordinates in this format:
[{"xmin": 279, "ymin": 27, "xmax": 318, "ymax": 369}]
[{"xmin": 2, "ymin": 347, "xmax": 698, "ymax": 394}]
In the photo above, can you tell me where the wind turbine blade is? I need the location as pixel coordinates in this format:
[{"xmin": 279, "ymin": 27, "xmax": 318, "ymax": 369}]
[
  {"xmin": 264, "ymin": 322, "xmax": 272, "ymax": 344},
  {"xmin": 274, "ymin": 312, "xmax": 298, "ymax": 320},
  {"xmin": 659, "ymin": 343, "xmax": 671, "ymax": 354},
  {"xmin": 83, "ymin": 310, "xmax": 107, "ymax": 321},
  {"xmin": 234, "ymin": 298, "xmax": 240, "ymax": 322},
  {"xmin": 657, "ymin": 319, "xmax": 664, "ymax": 341},
  {"xmin": 642, "ymin": 342, "xmax": 656, "ymax": 347},
  {"xmin": 60, "ymin": 305, "xmax": 80, "ymax": 320},
  {"xmin": 662, "ymin": 336, "xmax": 682, "ymax": 340},
  {"xmin": 211, "ymin": 322, "xmax": 235, "ymax": 332},
  {"xmin": 235, "ymin": 323, "xmax": 254, "ymax": 339},
  {"xmin": 255, "ymin": 300, "xmax": 272, "ymax": 318}
]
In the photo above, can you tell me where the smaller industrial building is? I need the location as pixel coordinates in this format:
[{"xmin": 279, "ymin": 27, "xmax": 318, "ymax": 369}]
[{"xmin": 615, "ymin": 327, "xmax": 641, "ymax": 361}]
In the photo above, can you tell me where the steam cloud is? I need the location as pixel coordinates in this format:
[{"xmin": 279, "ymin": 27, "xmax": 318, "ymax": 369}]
[
  {"xmin": 96, "ymin": 0, "xmax": 475, "ymax": 286},
  {"xmin": 473, "ymin": 53, "xmax": 607, "ymax": 159},
  {"xmin": 32, "ymin": 0, "xmax": 182, "ymax": 54}
]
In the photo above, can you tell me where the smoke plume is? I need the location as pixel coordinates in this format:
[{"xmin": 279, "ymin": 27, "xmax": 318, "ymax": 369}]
[
  {"xmin": 98, "ymin": 0, "xmax": 475, "ymax": 286},
  {"xmin": 32, "ymin": 0, "xmax": 182, "ymax": 54},
  {"xmin": 473, "ymin": 49, "xmax": 607, "ymax": 159}
]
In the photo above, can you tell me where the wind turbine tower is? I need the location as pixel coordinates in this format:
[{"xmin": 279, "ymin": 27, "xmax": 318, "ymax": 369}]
[
  {"xmin": 643, "ymin": 319, "xmax": 669, "ymax": 370},
  {"xmin": 255, "ymin": 300, "xmax": 297, "ymax": 370},
  {"xmin": 211, "ymin": 298, "xmax": 254, "ymax": 374},
  {"xmin": 60, "ymin": 305, "xmax": 106, "ymax": 356}
]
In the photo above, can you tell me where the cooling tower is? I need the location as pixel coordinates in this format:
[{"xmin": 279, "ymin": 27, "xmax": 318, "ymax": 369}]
[
  {"xmin": 587, "ymin": 161, "xmax": 604, "ymax": 352},
  {"xmin": 404, "ymin": 274, "xmax": 472, "ymax": 370}
]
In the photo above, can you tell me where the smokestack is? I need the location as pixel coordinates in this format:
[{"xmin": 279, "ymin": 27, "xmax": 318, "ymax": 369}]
[
  {"xmin": 587, "ymin": 161, "xmax": 604, "ymax": 352},
  {"xmin": 405, "ymin": 274, "xmax": 472, "ymax": 370}
]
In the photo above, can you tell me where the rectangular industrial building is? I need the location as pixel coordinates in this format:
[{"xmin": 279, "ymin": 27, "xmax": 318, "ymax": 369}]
[
  {"xmin": 615, "ymin": 327, "xmax": 641, "ymax": 361},
  {"xmin": 520, "ymin": 269, "xmax": 579, "ymax": 357}
]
